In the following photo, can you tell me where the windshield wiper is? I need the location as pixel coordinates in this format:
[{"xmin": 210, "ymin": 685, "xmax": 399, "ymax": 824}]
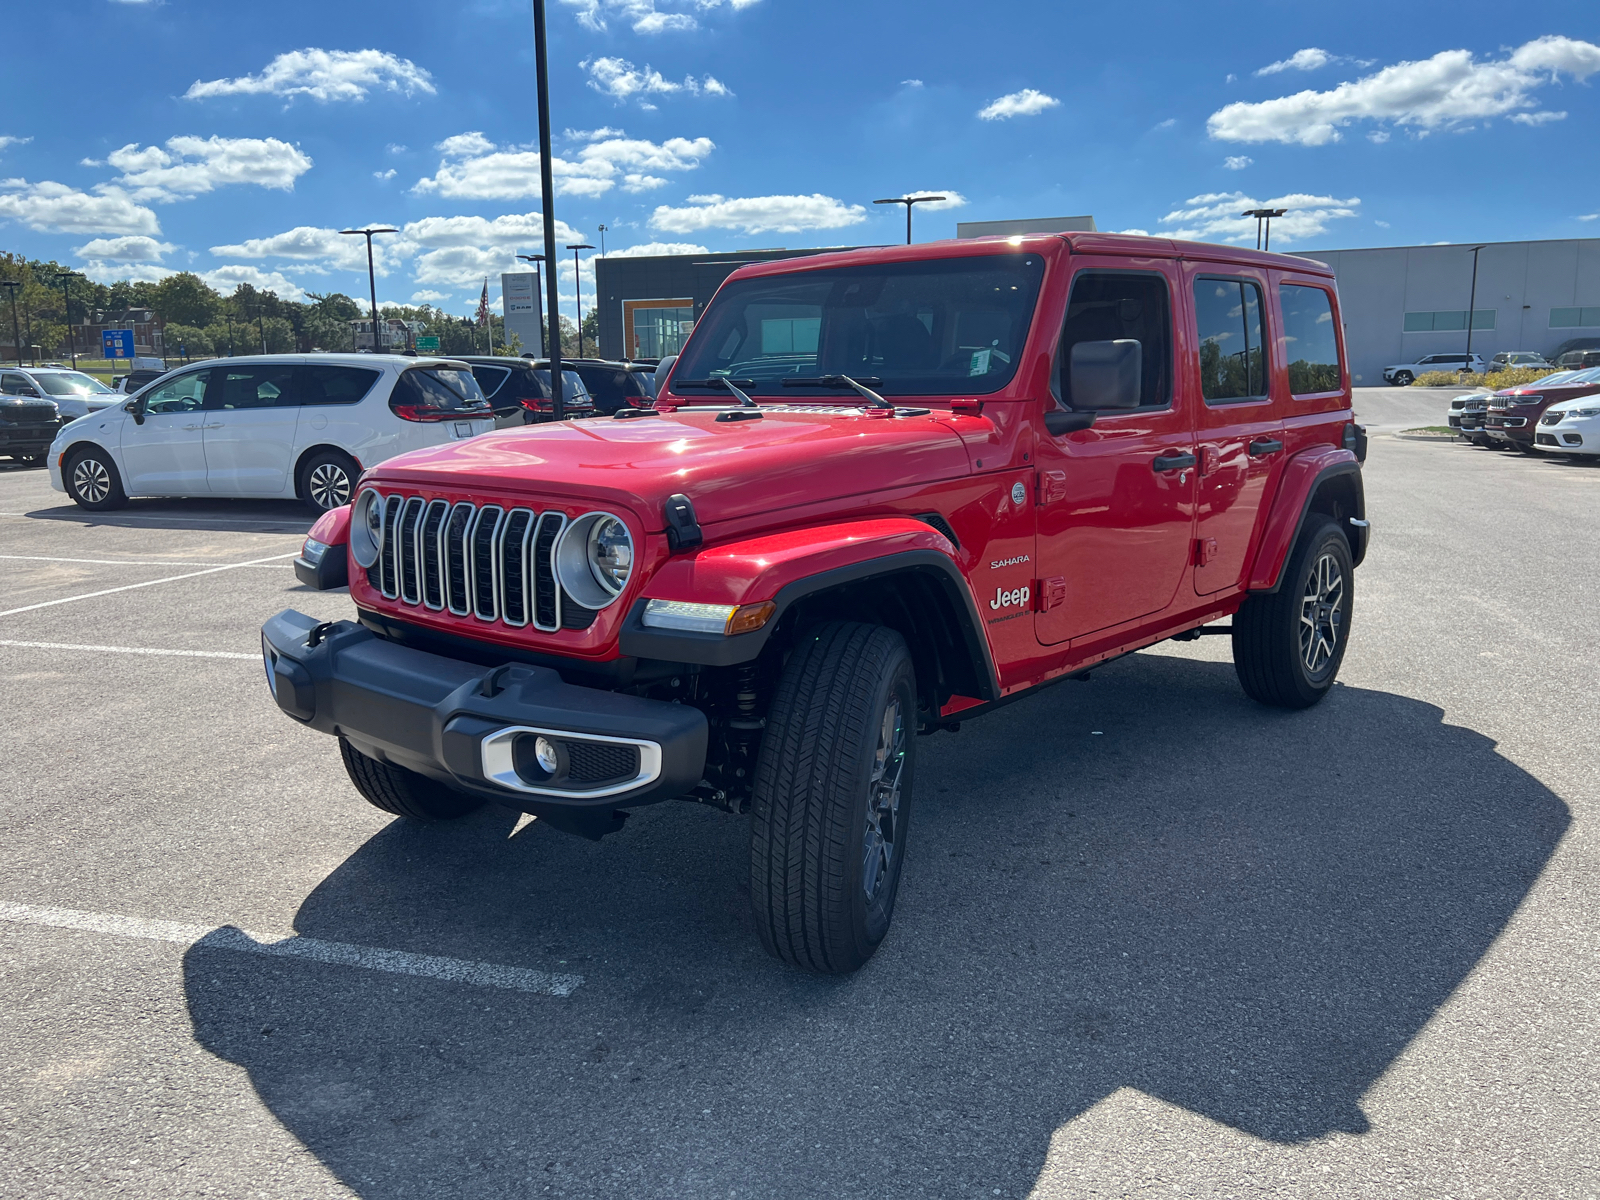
[
  {"xmin": 671, "ymin": 377, "xmax": 758, "ymax": 407},
  {"xmin": 782, "ymin": 375, "xmax": 891, "ymax": 409}
]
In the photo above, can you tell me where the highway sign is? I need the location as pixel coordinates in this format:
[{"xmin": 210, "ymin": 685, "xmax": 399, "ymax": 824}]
[
  {"xmin": 102, "ymin": 329, "xmax": 135, "ymax": 359},
  {"xmin": 415, "ymin": 335, "xmax": 440, "ymax": 351}
]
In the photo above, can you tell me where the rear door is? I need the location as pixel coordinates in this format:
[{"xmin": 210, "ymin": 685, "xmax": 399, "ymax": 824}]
[
  {"xmin": 202, "ymin": 362, "xmax": 301, "ymax": 495},
  {"xmin": 1187, "ymin": 268, "xmax": 1284, "ymax": 595},
  {"xmin": 119, "ymin": 368, "xmax": 212, "ymax": 494}
]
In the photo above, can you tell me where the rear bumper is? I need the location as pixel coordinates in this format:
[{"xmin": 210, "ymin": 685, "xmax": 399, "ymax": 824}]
[{"xmin": 260, "ymin": 609, "xmax": 707, "ymax": 826}]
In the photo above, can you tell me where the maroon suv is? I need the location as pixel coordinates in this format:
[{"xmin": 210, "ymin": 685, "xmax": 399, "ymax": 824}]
[{"xmin": 1485, "ymin": 367, "xmax": 1600, "ymax": 451}]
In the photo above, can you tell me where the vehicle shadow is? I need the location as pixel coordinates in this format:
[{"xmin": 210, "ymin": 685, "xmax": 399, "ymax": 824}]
[
  {"xmin": 183, "ymin": 654, "xmax": 1568, "ymax": 1199},
  {"xmin": 20, "ymin": 496, "xmax": 314, "ymax": 535}
]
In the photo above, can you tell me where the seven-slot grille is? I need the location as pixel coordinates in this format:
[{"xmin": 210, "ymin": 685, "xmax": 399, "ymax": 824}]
[{"xmin": 365, "ymin": 494, "xmax": 594, "ymax": 631}]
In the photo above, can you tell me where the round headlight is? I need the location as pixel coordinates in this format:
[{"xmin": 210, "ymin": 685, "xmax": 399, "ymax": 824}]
[
  {"xmin": 555, "ymin": 511, "xmax": 634, "ymax": 610},
  {"xmin": 350, "ymin": 488, "xmax": 383, "ymax": 569}
]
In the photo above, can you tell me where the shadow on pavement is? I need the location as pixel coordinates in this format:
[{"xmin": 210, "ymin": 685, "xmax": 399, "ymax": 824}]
[
  {"xmin": 21, "ymin": 496, "xmax": 314, "ymax": 535},
  {"xmin": 183, "ymin": 654, "xmax": 1568, "ymax": 1199}
]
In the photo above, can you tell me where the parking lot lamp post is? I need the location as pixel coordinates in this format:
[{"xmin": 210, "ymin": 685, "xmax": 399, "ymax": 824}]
[
  {"xmin": 597, "ymin": 224, "xmax": 607, "ymax": 257},
  {"xmin": 530, "ymin": 0, "xmax": 564, "ymax": 419},
  {"xmin": 873, "ymin": 195, "xmax": 947, "ymax": 245},
  {"xmin": 1, "ymin": 280, "xmax": 22, "ymax": 366},
  {"xmin": 1464, "ymin": 245, "xmax": 1487, "ymax": 377},
  {"xmin": 1241, "ymin": 207, "xmax": 1287, "ymax": 251},
  {"xmin": 52, "ymin": 271, "xmax": 85, "ymax": 369},
  {"xmin": 516, "ymin": 253, "xmax": 547, "ymax": 356},
  {"xmin": 224, "ymin": 308, "xmax": 236, "ymax": 357},
  {"xmin": 339, "ymin": 226, "xmax": 398, "ymax": 352},
  {"xmin": 567, "ymin": 243, "xmax": 594, "ymax": 357}
]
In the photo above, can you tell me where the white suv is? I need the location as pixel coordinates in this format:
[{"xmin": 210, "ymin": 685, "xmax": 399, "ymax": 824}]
[
  {"xmin": 1382, "ymin": 353, "xmax": 1487, "ymax": 385},
  {"xmin": 48, "ymin": 354, "xmax": 495, "ymax": 513},
  {"xmin": 1531, "ymin": 394, "xmax": 1600, "ymax": 458}
]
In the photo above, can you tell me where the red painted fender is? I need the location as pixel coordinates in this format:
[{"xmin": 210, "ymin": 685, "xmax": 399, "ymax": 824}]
[
  {"xmin": 1246, "ymin": 447, "xmax": 1364, "ymax": 592},
  {"xmin": 308, "ymin": 502, "xmax": 351, "ymax": 548}
]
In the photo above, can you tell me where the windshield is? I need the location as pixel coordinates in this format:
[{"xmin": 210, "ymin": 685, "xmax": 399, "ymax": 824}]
[
  {"xmin": 34, "ymin": 371, "xmax": 114, "ymax": 396},
  {"xmin": 671, "ymin": 252, "xmax": 1047, "ymax": 398},
  {"xmin": 533, "ymin": 369, "xmax": 591, "ymax": 401},
  {"xmin": 1530, "ymin": 371, "xmax": 1578, "ymax": 386}
]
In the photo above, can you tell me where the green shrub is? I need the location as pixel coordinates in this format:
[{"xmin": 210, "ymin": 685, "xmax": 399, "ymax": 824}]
[{"xmin": 1411, "ymin": 367, "xmax": 1549, "ymax": 389}]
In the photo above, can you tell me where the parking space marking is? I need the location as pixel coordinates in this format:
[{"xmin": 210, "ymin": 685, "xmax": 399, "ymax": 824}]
[
  {"xmin": 0, "ymin": 512, "xmax": 312, "ymax": 530},
  {"xmin": 0, "ymin": 552, "xmax": 300, "ymax": 617},
  {"xmin": 0, "ymin": 901, "xmax": 584, "ymax": 997},
  {"xmin": 1, "ymin": 554, "xmax": 292, "ymax": 568},
  {"xmin": 0, "ymin": 639, "xmax": 257, "ymax": 660}
]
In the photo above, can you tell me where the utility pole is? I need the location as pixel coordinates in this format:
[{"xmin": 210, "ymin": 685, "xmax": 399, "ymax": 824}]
[
  {"xmin": 1464, "ymin": 245, "xmax": 1487, "ymax": 375},
  {"xmin": 339, "ymin": 226, "xmax": 398, "ymax": 352},
  {"xmin": 873, "ymin": 195, "xmax": 947, "ymax": 245},
  {"xmin": 531, "ymin": 0, "xmax": 564, "ymax": 419},
  {"xmin": 567, "ymin": 243, "xmax": 594, "ymax": 357},
  {"xmin": 1, "ymin": 281, "xmax": 22, "ymax": 366},
  {"xmin": 52, "ymin": 271, "xmax": 85, "ymax": 368}
]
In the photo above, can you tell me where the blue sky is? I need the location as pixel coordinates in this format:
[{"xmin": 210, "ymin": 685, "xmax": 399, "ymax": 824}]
[{"xmin": 2, "ymin": 0, "xmax": 1597, "ymax": 319}]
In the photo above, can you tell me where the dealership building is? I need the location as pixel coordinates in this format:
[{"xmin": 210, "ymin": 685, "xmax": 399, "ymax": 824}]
[{"xmin": 581, "ymin": 223, "xmax": 1600, "ymax": 383}]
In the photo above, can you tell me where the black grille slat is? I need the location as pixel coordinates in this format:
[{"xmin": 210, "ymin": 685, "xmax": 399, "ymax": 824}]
[
  {"xmin": 444, "ymin": 503, "xmax": 474, "ymax": 615},
  {"xmin": 561, "ymin": 594, "xmax": 599, "ymax": 630},
  {"xmin": 471, "ymin": 507, "xmax": 503, "ymax": 621},
  {"xmin": 533, "ymin": 513, "xmax": 564, "ymax": 631},
  {"xmin": 564, "ymin": 741, "xmax": 639, "ymax": 783},
  {"xmin": 499, "ymin": 509, "xmax": 534, "ymax": 626},
  {"xmin": 399, "ymin": 497, "xmax": 424, "ymax": 604},
  {"xmin": 420, "ymin": 500, "xmax": 448, "ymax": 609},
  {"xmin": 379, "ymin": 496, "xmax": 403, "ymax": 598}
]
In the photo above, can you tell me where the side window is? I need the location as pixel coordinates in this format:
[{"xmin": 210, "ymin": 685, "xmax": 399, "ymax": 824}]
[
  {"xmin": 468, "ymin": 365, "xmax": 511, "ymax": 400},
  {"xmin": 211, "ymin": 365, "xmax": 298, "ymax": 409},
  {"xmin": 1054, "ymin": 271, "xmax": 1173, "ymax": 409},
  {"xmin": 1194, "ymin": 277, "xmax": 1266, "ymax": 403},
  {"xmin": 143, "ymin": 371, "xmax": 210, "ymax": 413},
  {"xmin": 1279, "ymin": 284, "xmax": 1341, "ymax": 395},
  {"xmin": 1, "ymin": 373, "xmax": 30, "ymax": 394},
  {"xmin": 297, "ymin": 365, "xmax": 381, "ymax": 405}
]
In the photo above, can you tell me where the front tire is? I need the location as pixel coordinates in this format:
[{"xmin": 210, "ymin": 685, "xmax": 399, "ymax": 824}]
[
  {"xmin": 65, "ymin": 446, "xmax": 128, "ymax": 511},
  {"xmin": 1232, "ymin": 516, "xmax": 1353, "ymax": 709},
  {"xmin": 1392, "ymin": 371, "xmax": 1413, "ymax": 387},
  {"xmin": 300, "ymin": 450, "xmax": 359, "ymax": 514},
  {"xmin": 339, "ymin": 737, "xmax": 485, "ymax": 821},
  {"xmin": 750, "ymin": 622, "xmax": 916, "ymax": 974}
]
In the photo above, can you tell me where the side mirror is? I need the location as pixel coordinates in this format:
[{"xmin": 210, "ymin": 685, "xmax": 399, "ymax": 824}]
[
  {"xmin": 125, "ymin": 399, "xmax": 145, "ymax": 425},
  {"xmin": 1044, "ymin": 409, "xmax": 1097, "ymax": 436},
  {"xmin": 1069, "ymin": 339, "xmax": 1142, "ymax": 410}
]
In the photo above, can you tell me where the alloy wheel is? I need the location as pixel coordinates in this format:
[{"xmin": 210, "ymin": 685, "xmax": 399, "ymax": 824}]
[
  {"xmin": 308, "ymin": 462, "xmax": 352, "ymax": 510},
  {"xmin": 72, "ymin": 457, "xmax": 110, "ymax": 504},
  {"xmin": 1299, "ymin": 551, "xmax": 1345, "ymax": 676},
  {"xmin": 862, "ymin": 695, "xmax": 906, "ymax": 902}
]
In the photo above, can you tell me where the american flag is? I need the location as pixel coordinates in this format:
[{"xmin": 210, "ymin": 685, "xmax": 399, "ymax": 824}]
[{"xmin": 475, "ymin": 279, "xmax": 490, "ymax": 327}]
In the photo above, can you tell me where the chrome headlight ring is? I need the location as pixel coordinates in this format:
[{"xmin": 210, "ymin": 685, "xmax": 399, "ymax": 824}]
[
  {"xmin": 350, "ymin": 488, "xmax": 384, "ymax": 569},
  {"xmin": 555, "ymin": 511, "xmax": 634, "ymax": 610}
]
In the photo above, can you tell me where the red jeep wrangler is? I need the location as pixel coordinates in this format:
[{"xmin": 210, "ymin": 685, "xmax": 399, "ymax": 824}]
[{"xmin": 264, "ymin": 234, "xmax": 1368, "ymax": 974}]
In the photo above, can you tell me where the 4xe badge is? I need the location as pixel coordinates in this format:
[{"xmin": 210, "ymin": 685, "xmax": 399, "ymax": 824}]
[
  {"xmin": 1010, "ymin": 481, "xmax": 1027, "ymax": 506},
  {"xmin": 991, "ymin": 584, "xmax": 1031, "ymax": 611}
]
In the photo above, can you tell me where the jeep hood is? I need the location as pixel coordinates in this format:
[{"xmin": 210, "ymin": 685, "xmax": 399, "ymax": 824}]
[{"xmin": 367, "ymin": 408, "xmax": 973, "ymax": 529}]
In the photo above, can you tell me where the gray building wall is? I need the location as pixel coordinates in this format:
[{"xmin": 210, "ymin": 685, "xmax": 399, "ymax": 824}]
[
  {"xmin": 1296, "ymin": 238, "xmax": 1600, "ymax": 384},
  {"xmin": 955, "ymin": 216, "xmax": 1097, "ymax": 237}
]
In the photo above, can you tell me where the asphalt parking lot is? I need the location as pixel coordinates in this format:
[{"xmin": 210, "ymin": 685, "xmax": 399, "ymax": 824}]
[{"xmin": 2, "ymin": 395, "xmax": 1596, "ymax": 1199}]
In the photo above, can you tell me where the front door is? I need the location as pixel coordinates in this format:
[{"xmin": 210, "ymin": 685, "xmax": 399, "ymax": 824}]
[
  {"xmin": 1034, "ymin": 262, "xmax": 1197, "ymax": 646},
  {"xmin": 119, "ymin": 369, "xmax": 212, "ymax": 494},
  {"xmin": 203, "ymin": 363, "xmax": 301, "ymax": 495},
  {"xmin": 1187, "ymin": 269, "xmax": 1283, "ymax": 595}
]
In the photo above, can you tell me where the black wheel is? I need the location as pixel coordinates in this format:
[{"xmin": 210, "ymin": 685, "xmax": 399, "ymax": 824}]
[
  {"xmin": 65, "ymin": 446, "xmax": 128, "ymax": 510},
  {"xmin": 299, "ymin": 450, "xmax": 358, "ymax": 514},
  {"xmin": 1232, "ymin": 516, "xmax": 1353, "ymax": 709},
  {"xmin": 338, "ymin": 737, "xmax": 485, "ymax": 821},
  {"xmin": 21, "ymin": 455, "xmax": 46, "ymax": 467},
  {"xmin": 750, "ymin": 622, "xmax": 916, "ymax": 974},
  {"xmin": 1392, "ymin": 371, "xmax": 1413, "ymax": 387}
]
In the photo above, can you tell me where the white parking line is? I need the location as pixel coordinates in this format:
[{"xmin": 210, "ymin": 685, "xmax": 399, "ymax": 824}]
[
  {"xmin": 0, "ymin": 901, "xmax": 583, "ymax": 997},
  {"xmin": 0, "ymin": 639, "xmax": 257, "ymax": 660},
  {"xmin": 0, "ymin": 554, "xmax": 292, "ymax": 568},
  {"xmin": 0, "ymin": 551, "xmax": 300, "ymax": 618},
  {"xmin": 0, "ymin": 512, "xmax": 312, "ymax": 529}
]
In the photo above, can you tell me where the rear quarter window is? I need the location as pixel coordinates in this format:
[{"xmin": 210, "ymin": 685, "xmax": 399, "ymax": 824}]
[
  {"xmin": 296, "ymin": 365, "xmax": 382, "ymax": 405},
  {"xmin": 1278, "ymin": 284, "xmax": 1342, "ymax": 395}
]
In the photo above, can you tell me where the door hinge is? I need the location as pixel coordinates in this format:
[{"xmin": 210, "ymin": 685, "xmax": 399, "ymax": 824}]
[
  {"xmin": 1036, "ymin": 576, "xmax": 1067, "ymax": 612},
  {"xmin": 1036, "ymin": 469, "xmax": 1068, "ymax": 506},
  {"xmin": 1194, "ymin": 537, "xmax": 1218, "ymax": 566}
]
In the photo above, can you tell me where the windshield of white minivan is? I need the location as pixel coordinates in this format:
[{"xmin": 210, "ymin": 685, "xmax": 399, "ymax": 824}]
[
  {"xmin": 670, "ymin": 253, "xmax": 1046, "ymax": 397},
  {"xmin": 33, "ymin": 371, "xmax": 114, "ymax": 396}
]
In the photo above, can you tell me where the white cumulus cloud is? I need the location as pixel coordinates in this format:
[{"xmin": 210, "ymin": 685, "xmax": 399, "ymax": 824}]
[
  {"xmin": 1155, "ymin": 191, "xmax": 1361, "ymax": 246},
  {"xmin": 583, "ymin": 56, "xmax": 731, "ymax": 102},
  {"xmin": 200, "ymin": 264, "xmax": 308, "ymax": 301},
  {"xmin": 412, "ymin": 129, "xmax": 713, "ymax": 200},
  {"xmin": 81, "ymin": 261, "xmax": 179, "ymax": 284},
  {"xmin": 185, "ymin": 49, "xmax": 435, "ymax": 103},
  {"xmin": 0, "ymin": 180, "xmax": 160, "ymax": 235},
  {"xmin": 1256, "ymin": 48, "xmax": 1334, "ymax": 76},
  {"xmin": 73, "ymin": 235, "xmax": 174, "ymax": 262},
  {"xmin": 404, "ymin": 211, "xmax": 584, "ymax": 287},
  {"xmin": 977, "ymin": 89, "xmax": 1060, "ymax": 121},
  {"xmin": 1210, "ymin": 35, "xmax": 1600, "ymax": 144},
  {"xmin": 1223, "ymin": 155, "xmax": 1253, "ymax": 170},
  {"xmin": 649, "ymin": 193, "xmax": 868, "ymax": 235},
  {"xmin": 107, "ymin": 136, "xmax": 312, "ymax": 201},
  {"xmin": 562, "ymin": 0, "xmax": 759, "ymax": 35},
  {"xmin": 0, "ymin": 135, "xmax": 31, "ymax": 154},
  {"xmin": 886, "ymin": 191, "xmax": 967, "ymax": 211},
  {"xmin": 410, "ymin": 289, "xmax": 450, "ymax": 303},
  {"xmin": 606, "ymin": 241, "xmax": 710, "ymax": 257}
]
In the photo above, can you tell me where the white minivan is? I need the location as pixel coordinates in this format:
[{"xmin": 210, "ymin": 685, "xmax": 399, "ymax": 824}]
[{"xmin": 48, "ymin": 354, "xmax": 496, "ymax": 513}]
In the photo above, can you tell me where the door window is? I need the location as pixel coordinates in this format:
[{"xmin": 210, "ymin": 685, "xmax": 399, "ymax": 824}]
[
  {"xmin": 1053, "ymin": 271, "xmax": 1173, "ymax": 409},
  {"xmin": 143, "ymin": 371, "xmax": 210, "ymax": 413},
  {"xmin": 1, "ymin": 373, "xmax": 32, "ymax": 394},
  {"xmin": 210, "ymin": 365, "xmax": 298, "ymax": 409},
  {"xmin": 1278, "ymin": 284, "xmax": 1342, "ymax": 395},
  {"xmin": 467, "ymin": 365, "xmax": 512, "ymax": 400},
  {"xmin": 1194, "ymin": 277, "xmax": 1266, "ymax": 403},
  {"xmin": 296, "ymin": 364, "xmax": 381, "ymax": 405}
]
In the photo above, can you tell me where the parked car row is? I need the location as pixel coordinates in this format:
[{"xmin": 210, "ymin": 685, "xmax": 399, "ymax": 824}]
[
  {"xmin": 1447, "ymin": 365, "xmax": 1600, "ymax": 458},
  {"xmin": 1389, "ymin": 348, "xmax": 1600, "ymax": 385}
]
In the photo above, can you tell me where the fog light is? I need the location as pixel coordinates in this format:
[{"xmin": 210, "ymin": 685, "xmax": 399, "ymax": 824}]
[{"xmin": 534, "ymin": 736, "xmax": 560, "ymax": 774}]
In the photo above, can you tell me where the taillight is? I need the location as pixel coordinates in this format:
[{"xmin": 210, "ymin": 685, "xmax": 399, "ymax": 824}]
[
  {"xmin": 392, "ymin": 404, "xmax": 488, "ymax": 423},
  {"xmin": 518, "ymin": 397, "xmax": 550, "ymax": 414}
]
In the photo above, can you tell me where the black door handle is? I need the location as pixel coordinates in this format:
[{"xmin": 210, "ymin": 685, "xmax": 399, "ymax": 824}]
[
  {"xmin": 1152, "ymin": 451, "xmax": 1197, "ymax": 472},
  {"xmin": 1249, "ymin": 438, "xmax": 1284, "ymax": 455}
]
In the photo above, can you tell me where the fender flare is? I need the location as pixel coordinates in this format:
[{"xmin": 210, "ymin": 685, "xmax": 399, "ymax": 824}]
[
  {"xmin": 619, "ymin": 520, "xmax": 999, "ymax": 699},
  {"xmin": 1247, "ymin": 450, "xmax": 1366, "ymax": 593}
]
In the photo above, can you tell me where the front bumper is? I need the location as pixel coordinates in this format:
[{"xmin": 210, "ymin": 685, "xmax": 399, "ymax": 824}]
[
  {"xmin": 261, "ymin": 609, "xmax": 707, "ymax": 828},
  {"xmin": 0, "ymin": 425, "xmax": 59, "ymax": 457}
]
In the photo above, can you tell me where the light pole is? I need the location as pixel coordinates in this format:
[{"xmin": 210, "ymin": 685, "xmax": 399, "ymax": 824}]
[
  {"xmin": 516, "ymin": 253, "xmax": 547, "ymax": 356},
  {"xmin": 1242, "ymin": 207, "xmax": 1287, "ymax": 251},
  {"xmin": 531, "ymin": 0, "xmax": 564, "ymax": 420},
  {"xmin": 873, "ymin": 195, "xmax": 947, "ymax": 245},
  {"xmin": 597, "ymin": 224, "xmax": 607, "ymax": 257},
  {"xmin": 52, "ymin": 271, "xmax": 85, "ymax": 369},
  {"xmin": 567, "ymin": 243, "xmax": 594, "ymax": 357},
  {"xmin": 1463, "ymin": 244, "xmax": 1487, "ymax": 375},
  {"xmin": 1, "ymin": 280, "xmax": 22, "ymax": 366},
  {"xmin": 339, "ymin": 226, "xmax": 398, "ymax": 352}
]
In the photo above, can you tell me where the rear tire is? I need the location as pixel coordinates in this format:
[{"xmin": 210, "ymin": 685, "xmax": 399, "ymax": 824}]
[
  {"xmin": 299, "ymin": 450, "xmax": 359, "ymax": 514},
  {"xmin": 750, "ymin": 622, "xmax": 917, "ymax": 975},
  {"xmin": 339, "ymin": 737, "xmax": 485, "ymax": 821},
  {"xmin": 65, "ymin": 446, "xmax": 128, "ymax": 510},
  {"xmin": 1232, "ymin": 516, "xmax": 1353, "ymax": 709},
  {"xmin": 1392, "ymin": 371, "xmax": 1413, "ymax": 386}
]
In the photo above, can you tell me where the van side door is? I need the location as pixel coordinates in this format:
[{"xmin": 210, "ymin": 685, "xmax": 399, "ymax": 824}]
[{"xmin": 202, "ymin": 362, "xmax": 303, "ymax": 495}]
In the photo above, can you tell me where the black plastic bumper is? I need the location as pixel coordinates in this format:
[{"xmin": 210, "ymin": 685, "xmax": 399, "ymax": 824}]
[{"xmin": 260, "ymin": 609, "xmax": 707, "ymax": 825}]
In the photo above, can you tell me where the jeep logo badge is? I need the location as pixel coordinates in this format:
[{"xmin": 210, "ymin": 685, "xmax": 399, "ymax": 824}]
[
  {"xmin": 990, "ymin": 585, "xmax": 1031, "ymax": 610},
  {"xmin": 1011, "ymin": 481, "xmax": 1027, "ymax": 505}
]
